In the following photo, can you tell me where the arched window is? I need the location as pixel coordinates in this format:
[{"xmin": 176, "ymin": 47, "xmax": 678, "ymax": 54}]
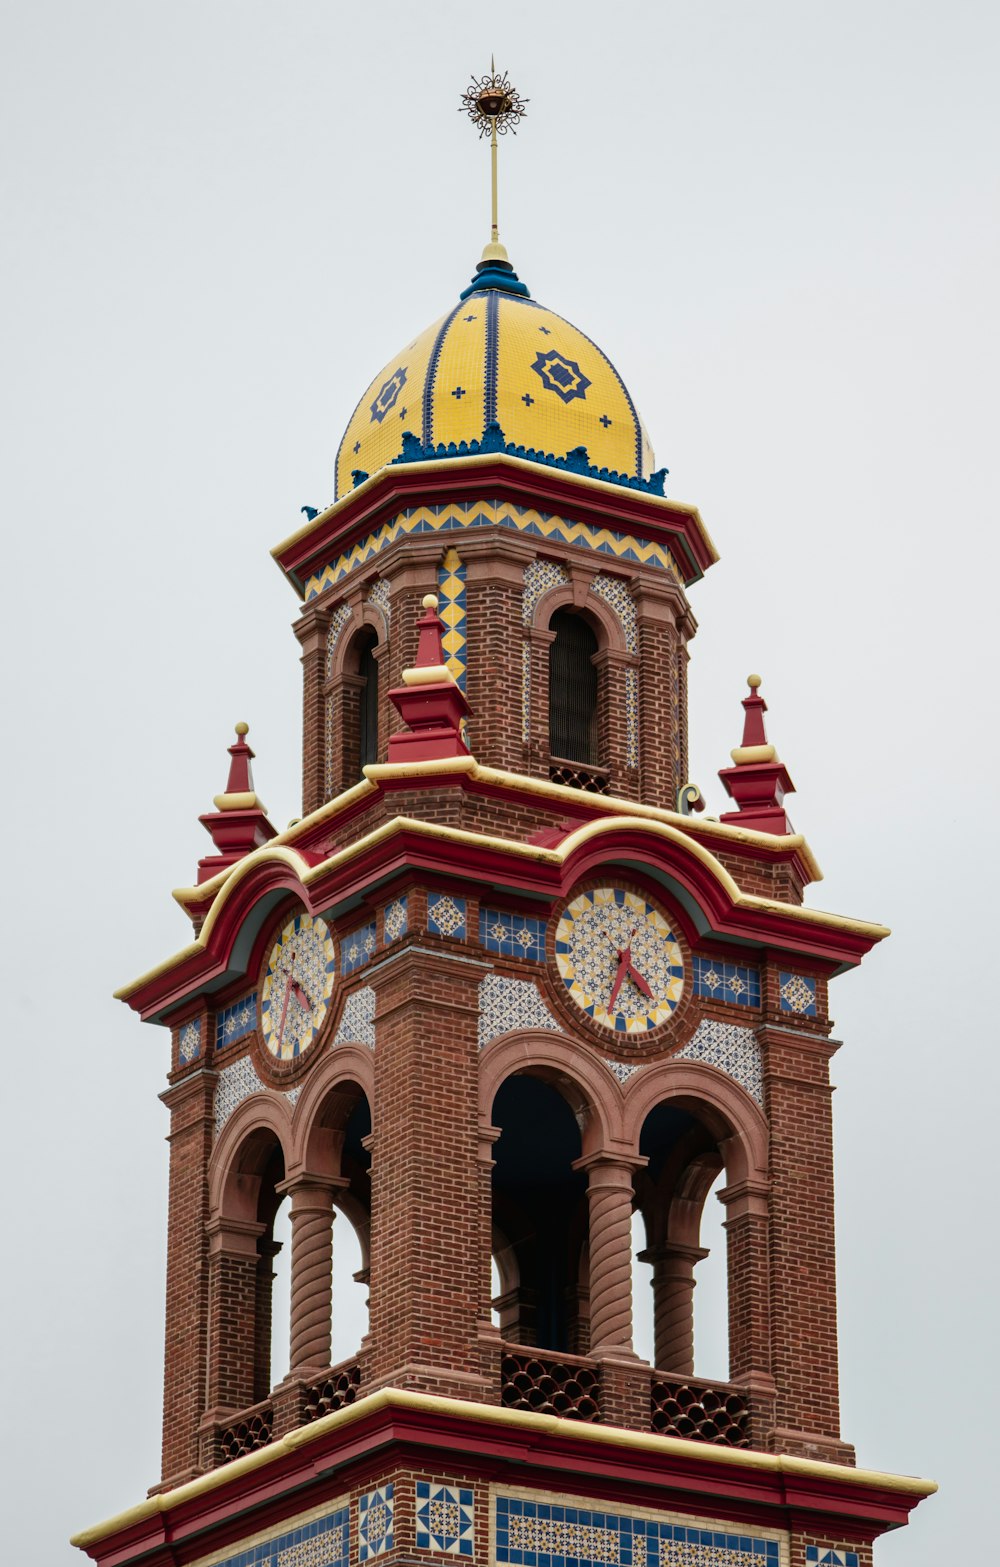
[
  {"xmin": 548, "ymin": 609, "xmax": 598, "ymax": 764},
  {"xmin": 356, "ymin": 629, "xmax": 379, "ymax": 771}
]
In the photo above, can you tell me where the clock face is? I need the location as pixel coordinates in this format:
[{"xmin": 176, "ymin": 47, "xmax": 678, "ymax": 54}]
[
  {"xmin": 260, "ymin": 913, "xmax": 337, "ymax": 1061},
  {"xmin": 555, "ymin": 887, "xmax": 684, "ymax": 1034}
]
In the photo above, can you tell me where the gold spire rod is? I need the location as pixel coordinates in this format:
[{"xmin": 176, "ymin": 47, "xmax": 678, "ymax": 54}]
[{"xmin": 460, "ymin": 61, "xmax": 527, "ymax": 261}]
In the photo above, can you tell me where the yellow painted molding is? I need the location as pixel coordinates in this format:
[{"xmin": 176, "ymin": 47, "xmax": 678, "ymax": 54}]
[
  {"xmin": 70, "ymin": 1386, "xmax": 936, "ymax": 1548},
  {"xmin": 729, "ymin": 744, "xmax": 777, "ymax": 766},
  {"xmin": 211, "ymin": 791, "xmax": 268, "ymax": 813},
  {"xmin": 401, "ymin": 663, "xmax": 457, "ymax": 687}
]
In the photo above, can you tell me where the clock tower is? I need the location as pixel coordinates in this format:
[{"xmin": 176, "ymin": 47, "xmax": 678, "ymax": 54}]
[{"xmin": 73, "ymin": 68, "xmax": 933, "ymax": 1567}]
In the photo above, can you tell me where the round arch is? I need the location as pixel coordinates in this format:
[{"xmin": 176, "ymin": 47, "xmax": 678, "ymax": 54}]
[
  {"xmin": 209, "ymin": 1092, "xmax": 294, "ymax": 1222},
  {"xmin": 479, "ymin": 1030, "xmax": 619, "ymax": 1156}
]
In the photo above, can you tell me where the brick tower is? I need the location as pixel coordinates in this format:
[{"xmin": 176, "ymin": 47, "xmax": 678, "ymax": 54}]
[{"xmin": 73, "ymin": 73, "xmax": 933, "ymax": 1567}]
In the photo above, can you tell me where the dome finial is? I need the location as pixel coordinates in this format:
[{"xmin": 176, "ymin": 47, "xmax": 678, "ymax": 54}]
[{"xmin": 460, "ymin": 60, "xmax": 528, "ymax": 261}]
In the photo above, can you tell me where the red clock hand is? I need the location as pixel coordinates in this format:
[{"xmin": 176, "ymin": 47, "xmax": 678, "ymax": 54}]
[
  {"xmin": 277, "ymin": 975, "xmax": 293, "ymax": 1043},
  {"xmin": 291, "ymin": 978, "xmax": 312, "ymax": 1012},
  {"xmin": 625, "ymin": 961, "xmax": 654, "ymax": 1000},
  {"xmin": 607, "ymin": 951, "xmax": 630, "ymax": 1010}
]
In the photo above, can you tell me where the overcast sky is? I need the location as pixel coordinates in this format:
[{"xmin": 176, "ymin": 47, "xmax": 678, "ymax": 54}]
[{"xmin": 2, "ymin": 3, "xmax": 997, "ymax": 1564}]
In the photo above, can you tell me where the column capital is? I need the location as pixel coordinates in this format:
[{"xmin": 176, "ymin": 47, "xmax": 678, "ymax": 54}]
[
  {"xmin": 205, "ymin": 1215, "xmax": 266, "ymax": 1259},
  {"xmin": 572, "ymin": 1150, "xmax": 648, "ymax": 1179},
  {"xmin": 718, "ymin": 1175, "xmax": 770, "ymax": 1220}
]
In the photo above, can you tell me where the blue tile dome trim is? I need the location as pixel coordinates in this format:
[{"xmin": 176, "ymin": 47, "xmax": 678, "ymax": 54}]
[
  {"xmin": 422, "ymin": 301, "xmax": 463, "ymax": 449},
  {"xmin": 460, "ymin": 258, "xmax": 531, "ymax": 300},
  {"xmin": 393, "ymin": 421, "xmax": 668, "ymax": 495}
]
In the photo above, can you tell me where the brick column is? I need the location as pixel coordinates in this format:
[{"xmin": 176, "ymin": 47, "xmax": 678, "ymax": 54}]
[
  {"xmin": 204, "ymin": 1214, "xmax": 266, "ymax": 1416},
  {"xmin": 639, "ymin": 1241, "xmax": 708, "ymax": 1373},
  {"xmin": 159, "ymin": 1069, "xmax": 215, "ymax": 1487},
  {"xmin": 594, "ymin": 646, "xmax": 638, "ymax": 799},
  {"xmin": 575, "ymin": 1153, "xmax": 644, "ymax": 1358},
  {"xmin": 718, "ymin": 1173, "xmax": 776, "ymax": 1447},
  {"xmin": 293, "ymin": 601, "xmax": 332, "ymax": 817},
  {"xmin": 633, "ymin": 578, "xmax": 692, "ymax": 812},
  {"xmin": 759, "ymin": 1022, "xmax": 853, "ymax": 1463}
]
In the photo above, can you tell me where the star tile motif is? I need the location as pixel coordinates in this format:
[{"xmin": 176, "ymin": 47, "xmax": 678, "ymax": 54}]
[
  {"xmin": 479, "ymin": 907, "xmax": 546, "ymax": 962},
  {"xmin": 478, "ymin": 975, "xmax": 561, "ymax": 1049},
  {"xmin": 555, "ymin": 887, "xmax": 684, "ymax": 1034},
  {"xmin": 495, "ymin": 1495, "xmax": 781, "ymax": 1567},
  {"xmin": 216, "ymin": 992, "xmax": 257, "ymax": 1049},
  {"xmin": 383, "ymin": 896, "xmax": 408, "ymax": 944},
  {"xmin": 692, "ymin": 956, "xmax": 761, "ymax": 1010},
  {"xmin": 428, "ymin": 894, "xmax": 467, "ymax": 940},
  {"xmin": 369, "ymin": 367, "xmax": 407, "ymax": 424},
  {"xmin": 779, "ymin": 972, "xmax": 817, "ymax": 1015},
  {"xmin": 676, "ymin": 1019, "xmax": 763, "ymax": 1105},
  {"xmin": 341, "ymin": 919, "xmax": 377, "ymax": 976},
  {"xmin": 359, "ymin": 1485, "xmax": 394, "ymax": 1561},
  {"xmin": 178, "ymin": 1019, "xmax": 201, "ymax": 1064},
  {"xmin": 415, "ymin": 1482, "xmax": 474, "ymax": 1556}
]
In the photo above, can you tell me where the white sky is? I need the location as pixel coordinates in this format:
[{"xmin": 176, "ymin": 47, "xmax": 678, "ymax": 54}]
[{"xmin": 2, "ymin": 3, "xmax": 997, "ymax": 1564}]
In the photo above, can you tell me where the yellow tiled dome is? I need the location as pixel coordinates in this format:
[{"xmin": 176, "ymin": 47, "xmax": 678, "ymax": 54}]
[{"xmin": 335, "ymin": 257, "xmax": 656, "ymax": 499}]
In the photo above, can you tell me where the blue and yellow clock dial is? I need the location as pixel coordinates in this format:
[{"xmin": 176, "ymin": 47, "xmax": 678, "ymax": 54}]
[
  {"xmin": 555, "ymin": 888, "xmax": 684, "ymax": 1034},
  {"xmin": 260, "ymin": 913, "xmax": 337, "ymax": 1061}
]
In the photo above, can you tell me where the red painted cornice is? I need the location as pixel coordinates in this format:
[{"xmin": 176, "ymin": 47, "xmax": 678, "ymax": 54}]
[{"xmin": 270, "ymin": 455, "xmax": 718, "ymax": 593}]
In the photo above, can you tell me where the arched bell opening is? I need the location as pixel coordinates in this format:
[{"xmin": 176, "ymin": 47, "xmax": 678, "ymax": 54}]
[
  {"xmin": 548, "ymin": 608, "xmax": 600, "ymax": 769},
  {"xmin": 632, "ymin": 1099, "xmax": 728, "ymax": 1381},
  {"xmin": 489, "ymin": 1074, "xmax": 589, "ymax": 1355}
]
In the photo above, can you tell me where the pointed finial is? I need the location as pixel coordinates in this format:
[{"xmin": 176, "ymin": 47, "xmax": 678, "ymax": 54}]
[
  {"xmin": 717, "ymin": 673, "xmax": 797, "ymax": 836},
  {"xmin": 196, "ymin": 721, "xmax": 277, "ymax": 883},
  {"xmin": 460, "ymin": 62, "xmax": 528, "ymax": 260},
  {"xmin": 387, "ymin": 589, "xmax": 473, "ymax": 763}
]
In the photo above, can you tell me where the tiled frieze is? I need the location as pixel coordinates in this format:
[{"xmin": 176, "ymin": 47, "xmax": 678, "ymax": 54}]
[
  {"xmin": 325, "ymin": 602, "xmax": 353, "ymax": 674},
  {"xmin": 188, "ymin": 1501, "xmax": 350, "ymax": 1567},
  {"xmin": 333, "ymin": 985, "xmax": 376, "ymax": 1050},
  {"xmin": 521, "ymin": 641, "xmax": 531, "ymax": 744},
  {"xmin": 367, "ymin": 576, "xmax": 392, "ymax": 629},
  {"xmin": 213, "ymin": 1056, "xmax": 299, "ymax": 1135},
  {"xmin": 438, "ymin": 547, "xmax": 468, "ymax": 691},
  {"xmin": 480, "ymin": 907, "xmax": 546, "ymax": 962},
  {"xmin": 522, "ymin": 558, "xmax": 569, "ymax": 624},
  {"xmin": 428, "ymin": 893, "xmax": 467, "ymax": 940},
  {"xmin": 342, "ymin": 920, "xmax": 377, "ymax": 975},
  {"xmin": 215, "ymin": 991, "xmax": 257, "ymax": 1050},
  {"xmin": 692, "ymin": 957, "xmax": 761, "ymax": 1009},
  {"xmin": 415, "ymin": 1481, "xmax": 475, "ymax": 1556},
  {"xmin": 778, "ymin": 972, "xmax": 817, "ymax": 1016},
  {"xmin": 605, "ymin": 1058, "xmax": 642, "ymax": 1083},
  {"xmin": 359, "ymin": 1484, "xmax": 394, "ymax": 1561},
  {"xmin": 624, "ymin": 666, "xmax": 639, "ymax": 767},
  {"xmin": 383, "ymin": 896, "xmax": 409, "ymax": 944},
  {"xmin": 494, "ymin": 1493, "xmax": 784, "ymax": 1567},
  {"xmin": 304, "ymin": 503, "xmax": 680, "ymax": 604},
  {"xmin": 478, "ymin": 974, "xmax": 562, "ymax": 1048},
  {"xmin": 805, "ymin": 1552, "xmax": 858, "ymax": 1567},
  {"xmin": 675, "ymin": 1019, "xmax": 763, "ymax": 1106},
  {"xmin": 178, "ymin": 1019, "xmax": 202, "ymax": 1064}
]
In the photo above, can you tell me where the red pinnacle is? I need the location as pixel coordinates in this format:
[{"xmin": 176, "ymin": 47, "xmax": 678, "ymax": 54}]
[{"xmin": 717, "ymin": 674, "xmax": 796, "ymax": 836}]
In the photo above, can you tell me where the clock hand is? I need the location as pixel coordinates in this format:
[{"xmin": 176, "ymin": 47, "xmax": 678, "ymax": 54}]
[
  {"xmin": 625, "ymin": 960, "xmax": 654, "ymax": 1000},
  {"xmin": 607, "ymin": 951, "xmax": 630, "ymax": 1011},
  {"xmin": 277, "ymin": 973, "xmax": 293, "ymax": 1044},
  {"xmin": 291, "ymin": 978, "xmax": 312, "ymax": 1012}
]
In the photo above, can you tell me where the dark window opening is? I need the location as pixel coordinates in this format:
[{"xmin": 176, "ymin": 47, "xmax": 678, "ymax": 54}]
[
  {"xmin": 358, "ymin": 631, "xmax": 378, "ymax": 771},
  {"xmin": 549, "ymin": 609, "xmax": 598, "ymax": 764}
]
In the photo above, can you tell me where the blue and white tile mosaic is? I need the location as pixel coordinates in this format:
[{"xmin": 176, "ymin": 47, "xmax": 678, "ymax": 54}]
[
  {"xmin": 383, "ymin": 896, "xmax": 408, "ymax": 944},
  {"xmin": 590, "ymin": 572, "xmax": 637, "ymax": 654},
  {"xmin": 522, "ymin": 558, "xmax": 569, "ymax": 624},
  {"xmin": 216, "ymin": 991, "xmax": 257, "ymax": 1049},
  {"xmin": 692, "ymin": 957, "xmax": 761, "ymax": 1009},
  {"xmin": 333, "ymin": 985, "xmax": 376, "ymax": 1050},
  {"xmin": 480, "ymin": 908, "xmax": 546, "ymax": 962},
  {"xmin": 191, "ymin": 1503, "xmax": 350, "ymax": 1567},
  {"xmin": 213, "ymin": 1056, "xmax": 299, "ymax": 1135},
  {"xmin": 605, "ymin": 1059, "xmax": 642, "ymax": 1083},
  {"xmin": 341, "ymin": 920, "xmax": 377, "ymax": 975},
  {"xmin": 675, "ymin": 1019, "xmax": 763, "ymax": 1106},
  {"xmin": 325, "ymin": 602, "xmax": 353, "ymax": 674},
  {"xmin": 359, "ymin": 1485, "xmax": 394, "ymax": 1561},
  {"xmin": 367, "ymin": 576, "xmax": 392, "ymax": 629},
  {"xmin": 178, "ymin": 1019, "xmax": 202, "ymax": 1064},
  {"xmin": 416, "ymin": 1482, "xmax": 474, "ymax": 1556},
  {"xmin": 805, "ymin": 1552, "xmax": 858, "ymax": 1567},
  {"xmin": 478, "ymin": 974, "xmax": 562, "ymax": 1049},
  {"xmin": 428, "ymin": 893, "xmax": 467, "ymax": 940},
  {"xmin": 494, "ymin": 1494, "xmax": 782, "ymax": 1567},
  {"xmin": 779, "ymin": 972, "xmax": 817, "ymax": 1016}
]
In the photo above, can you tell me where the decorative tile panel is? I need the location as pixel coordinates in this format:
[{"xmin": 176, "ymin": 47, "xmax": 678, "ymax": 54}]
[
  {"xmin": 675, "ymin": 1019, "xmax": 763, "ymax": 1106},
  {"xmin": 805, "ymin": 1553, "xmax": 858, "ymax": 1567},
  {"xmin": 692, "ymin": 957, "xmax": 761, "ymax": 1009},
  {"xmin": 428, "ymin": 893, "xmax": 467, "ymax": 939},
  {"xmin": 383, "ymin": 896, "xmax": 409, "ymax": 944},
  {"xmin": 214, "ymin": 1055, "xmax": 265, "ymax": 1134},
  {"xmin": 178, "ymin": 1019, "xmax": 201, "ymax": 1064},
  {"xmin": 480, "ymin": 907, "xmax": 546, "ymax": 962},
  {"xmin": 478, "ymin": 974, "xmax": 562, "ymax": 1049},
  {"xmin": 779, "ymin": 972, "xmax": 817, "ymax": 1015},
  {"xmin": 438, "ymin": 547, "xmax": 468, "ymax": 691},
  {"xmin": 189, "ymin": 1503, "xmax": 349, "ymax": 1567},
  {"xmin": 415, "ymin": 1482, "xmax": 474, "ymax": 1556},
  {"xmin": 359, "ymin": 1485, "xmax": 394, "ymax": 1561},
  {"xmin": 305, "ymin": 503, "xmax": 681, "ymax": 604},
  {"xmin": 523, "ymin": 557, "xmax": 569, "ymax": 624},
  {"xmin": 333, "ymin": 985, "xmax": 376, "ymax": 1050},
  {"xmin": 605, "ymin": 1058, "xmax": 641, "ymax": 1083},
  {"xmin": 624, "ymin": 666, "xmax": 639, "ymax": 768},
  {"xmin": 521, "ymin": 641, "xmax": 531, "ymax": 744},
  {"xmin": 325, "ymin": 602, "xmax": 353, "ymax": 674},
  {"xmin": 216, "ymin": 991, "xmax": 257, "ymax": 1049},
  {"xmin": 590, "ymin": 571, "xmax": 637, "ymax": 654},
  {"xmin": 367, "ymin": 576, "xmax": 392, "ymax": 628},
  {"xmin": 341, "ymin": 920, "xmax": 377, "ymax": 975},
  {"xmin": 494, "ymin": 1495, "xmax": 782, "ymax": 1567}
]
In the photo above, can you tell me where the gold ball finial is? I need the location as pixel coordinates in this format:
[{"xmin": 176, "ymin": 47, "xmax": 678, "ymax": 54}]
[
  {"xmin": 459, "ymin": 64, "xmax": 528, "ymax": 137},
  {"xmin": 422, "ymin": 593, "xmax": 440, "ymax": 611},
  {"xmin": 747, "ymin": 674, "xmax": 762, "ymax": 691},
  {"xmin": 235, "ymin": 721, "xmax": 250, "ymax": 736}
]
